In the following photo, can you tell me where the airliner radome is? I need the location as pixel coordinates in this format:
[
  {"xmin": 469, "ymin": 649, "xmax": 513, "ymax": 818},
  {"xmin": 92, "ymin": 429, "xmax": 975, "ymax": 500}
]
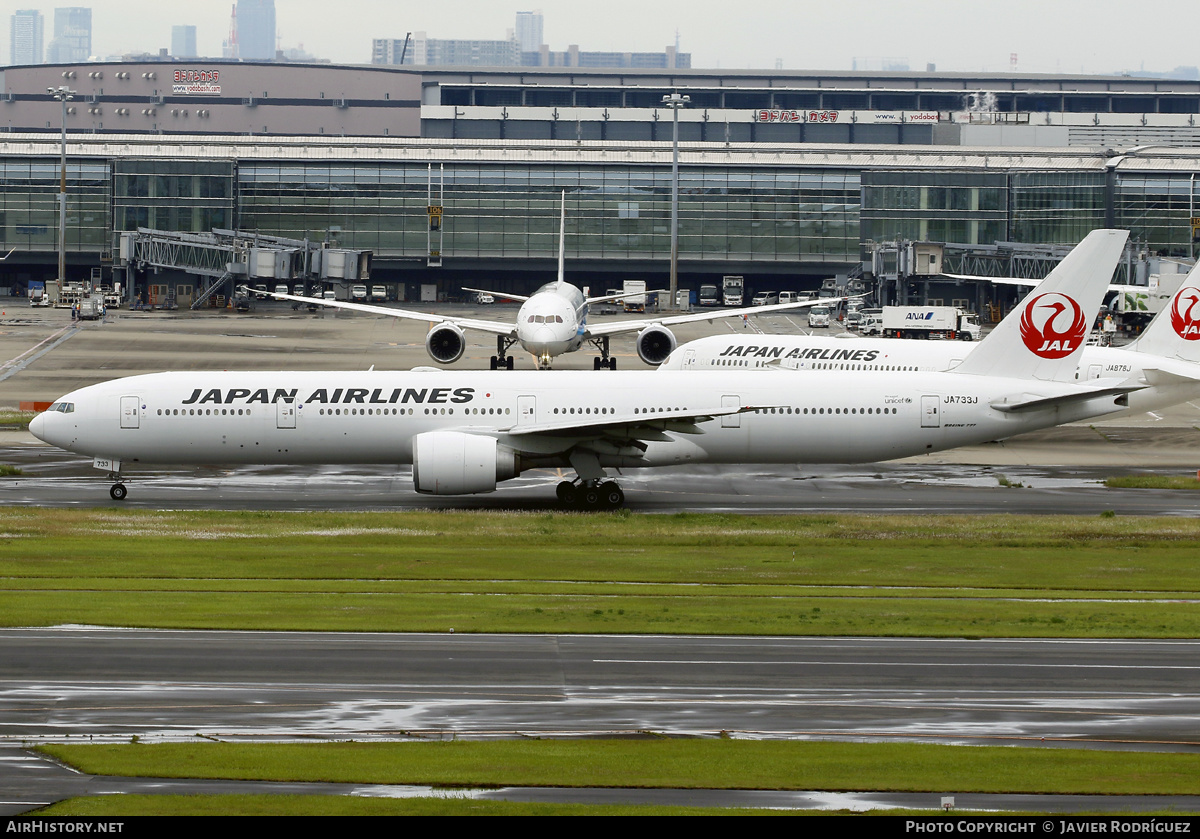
[{"xmin": 32, "ymin": 230, "xmax": 1135, "ymax": 508}]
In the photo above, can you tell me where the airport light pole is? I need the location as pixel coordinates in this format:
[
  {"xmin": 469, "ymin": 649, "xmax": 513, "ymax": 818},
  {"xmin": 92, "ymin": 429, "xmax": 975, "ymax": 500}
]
[
  {"xmin": 662, "ymin": 92, "xmax": 689, "ymax": 310},
  {"xmin": 49, "ymin": 86, "xmax": 75, "ymax": 287}
]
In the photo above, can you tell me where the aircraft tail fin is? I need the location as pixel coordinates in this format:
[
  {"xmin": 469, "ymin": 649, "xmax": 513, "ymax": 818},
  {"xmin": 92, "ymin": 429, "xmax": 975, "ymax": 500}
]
[
  {"xmin": 953, "ymin": 229, "xmax": 1128, "ymax": 382},
  {"xmin": 557, "ymin": 190, "xmax": 566, "ymax": 287},
  {"xmin": 1122, "ymin": 261, "xmax": 1200, "ymax": 363}
]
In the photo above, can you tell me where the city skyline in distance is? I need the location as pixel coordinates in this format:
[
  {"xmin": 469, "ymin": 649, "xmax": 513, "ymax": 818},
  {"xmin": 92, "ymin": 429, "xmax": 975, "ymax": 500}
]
[{"xmin": 2, "ymin": 0, "xmax": 1197, "ymax": 77}]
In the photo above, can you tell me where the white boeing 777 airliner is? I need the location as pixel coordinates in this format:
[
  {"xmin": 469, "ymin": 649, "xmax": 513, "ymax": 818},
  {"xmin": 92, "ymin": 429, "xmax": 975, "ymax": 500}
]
[
  {"xmin": 659, "ymin": 255, "xmax": 1200, "ymax": 420},
  {"xmin": 32, "ymin": 230, "xmax": 1135, "ymax": 508}
]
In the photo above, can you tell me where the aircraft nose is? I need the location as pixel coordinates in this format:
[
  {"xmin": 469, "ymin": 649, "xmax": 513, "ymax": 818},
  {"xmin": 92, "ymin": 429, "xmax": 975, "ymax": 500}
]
[{"xmin": 29, "ymin": 411, "xmax": 46, "ymax": 441}]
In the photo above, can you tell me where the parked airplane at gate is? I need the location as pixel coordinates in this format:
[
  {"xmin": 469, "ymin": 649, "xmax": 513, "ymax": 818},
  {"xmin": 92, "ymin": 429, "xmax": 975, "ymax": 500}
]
[
  {"xmin": 32, "ymin": 231, "xmax": 1136, "ymax": 508},
  {"xmin": 256, "ymin": 195, "xmax": 844, "ymax": 370},
  {"xmin": 660, "ymin": 255, "xmax": 1200, "ymax": 420}
]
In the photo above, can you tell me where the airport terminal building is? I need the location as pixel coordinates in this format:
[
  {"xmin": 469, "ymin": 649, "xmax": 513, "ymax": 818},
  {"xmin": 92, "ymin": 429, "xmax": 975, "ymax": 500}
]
[{"xmin": 1, "ymin": 60, "xmax": 1199, "ymax": 299}]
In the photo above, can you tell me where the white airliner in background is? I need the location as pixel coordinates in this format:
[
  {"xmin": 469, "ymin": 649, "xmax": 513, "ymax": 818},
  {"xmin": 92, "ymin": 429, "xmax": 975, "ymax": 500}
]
[
  {"xmin": 31, "ymin": 230, "xmax": 1138, "ymax": 508},
  {"xmin": 257, "ymin": 195, "xmax": 844, "ymax": 370},
  {"xmin": 660, "ymin": 256, "xmax": 1200, "ymax": 420}
]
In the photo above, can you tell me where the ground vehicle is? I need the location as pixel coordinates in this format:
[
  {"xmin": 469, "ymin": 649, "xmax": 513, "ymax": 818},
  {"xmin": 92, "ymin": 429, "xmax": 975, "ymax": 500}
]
[
  {"xmin": 845, "ymin": 309, "xmax": 863, "ymax": 328},
  {"xmin": 882, "ymin": 306, "xmax": 982, "ymax": 340},
  {"xmin": 751, "ymin": 291, "xmax": 778, "ymax": 306},
  {"xmin": 74, "ymin": 296, "xmax": 105, "ymax": 320},
  {"xmin": 371, "ymin": 286, "xmax": 387, "ymax": 302},
  {"xmin": 622, "ymin": 280, "xmax": 647, "ymax": 313},
  {"xmin": 699, "ymin": 284, "xmax": 720, "ymax": 306},
  {"xmin": 28, "ymin": 282, "xmax": 49, "ymax": 307},
  {"xmin": 351, "ymin": 284, "xmax": 368, "ymax": 301},
  {"xmin": 475, "ymin": 292, "xmax": 495, "ymax": 304},
  {"xmin": 274, "ymin": 284, "xmax": 290, "ymax": 297},
  {"xmin": 253, "ymin": 284, "xmax": 268, "ymax": 299},
  {"xmin": 778, "ymin": 291, "xmax": 801, "ymax": 304},
  {"xmin": 722, "ymin": 276, "xmax": 744, "ymax": 307},
  {"xmin": 808, "ymin": 305, "xmax": 831, "ymax": 328},
  {"xmin": 860, "ymin": 309, "xmax": 884, "ymax": 336}
]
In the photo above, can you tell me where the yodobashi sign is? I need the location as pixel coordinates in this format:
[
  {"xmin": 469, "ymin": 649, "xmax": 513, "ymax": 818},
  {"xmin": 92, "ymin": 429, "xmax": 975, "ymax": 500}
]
[
  {"xmin": 753, "ymin": 110, "xmax": 940, "ymax": 124},
  {"xmin": 173, "ymin": 68, "xmax": 221, "ymax": 95},
  {"xmin": 756, "ymin": 109, "xmax": 804, "ymax": 122}
]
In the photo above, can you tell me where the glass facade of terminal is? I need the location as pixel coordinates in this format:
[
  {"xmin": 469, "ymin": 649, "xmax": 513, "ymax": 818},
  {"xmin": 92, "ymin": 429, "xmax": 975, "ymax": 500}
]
[
  {"xmin": 0, "ymin": 154, "xmax": 1197, "ymax": 266},
  {"xmin": 0, "ymin": 158, "xmax": 109, "ymax": 253},
  {"xmin": 113, "ymin": 160, "xmax": 236, "ymax": 235},
  {"xmin": 1114, "ymin": 174, "xmax": 1200, "ymax": 258},
  {"xmin": 237, "ymin": 163, "xmax": 862, "ymax": 264}
]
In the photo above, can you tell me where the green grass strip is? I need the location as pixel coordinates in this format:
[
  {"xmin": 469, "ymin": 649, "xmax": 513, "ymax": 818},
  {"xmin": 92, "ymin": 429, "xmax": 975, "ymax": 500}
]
[
  {"xmin": 2, "ymin": 509, "xmax": 1200, "ymax": 636},
  {"xmin": 39, "ymin": 741, "xmax": 1200, "ymax": 797}
]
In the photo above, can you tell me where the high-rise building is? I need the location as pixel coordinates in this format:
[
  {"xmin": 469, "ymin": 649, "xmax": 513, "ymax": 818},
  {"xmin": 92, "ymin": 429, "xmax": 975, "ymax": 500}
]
[
  {"xmin": 172, "ymin": 25, "xmax": 198, "ymax": 59},
  {"xmin": 236, "ymin": 0, "xmax": 275, "ymax": 60},
  {"xmin": 46, "ymin": 7, "xmax": 91, "ymax": 64},
  {"xmin": 514, "ymin": 10, "xmax": 543, "ymax": 53},
  {"xmin": 10, "ymin": 9, "xmax": 44, "ymax": 65}
]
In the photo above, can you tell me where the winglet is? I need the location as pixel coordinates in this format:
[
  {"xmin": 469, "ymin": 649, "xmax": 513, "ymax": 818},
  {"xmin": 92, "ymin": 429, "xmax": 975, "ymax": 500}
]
[
  {"xmin": 1122, "ymin": 260, "xmax": 1200, "ymax": 363},
  {"xmin": 953, "ymin": 229, "xmax": 1128, "ymax": 382},
  {"xmin": 557, "ymin": 190, "xmax": 566, "ymax": 287}
]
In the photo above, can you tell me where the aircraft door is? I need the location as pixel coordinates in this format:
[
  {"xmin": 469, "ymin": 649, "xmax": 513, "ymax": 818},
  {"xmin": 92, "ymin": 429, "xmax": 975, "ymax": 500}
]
[
  {"xmin": 120, "ymin": 396, "xmax": 140, "ymax": 429},
  {"xmin": 721, "ymin": 394, "xmax": 741, "ymax": 428},
  {"xmin": 921, "ymin": 395, "xmax": 940, "ymax": 428},
  {"xmin": 1088, "ymin": 364, "xmax": 1103, "ymax": 381},
  {"xmin": 517, "ymin": 395, "xmax": 536, "ymax": 425},
  {"xmin": 683, "ymin": 350, "xmax": 697, "ymax": 369},
  {"xmin": 276, "ymin": 400, "xmax": 296, "ymax": 429}
]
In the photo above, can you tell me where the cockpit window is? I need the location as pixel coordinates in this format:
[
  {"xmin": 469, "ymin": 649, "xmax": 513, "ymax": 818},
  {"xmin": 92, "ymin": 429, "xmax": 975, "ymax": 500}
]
[{"xmin": 46, "ymin": 402, "xmax": 74, "ymax": 413}]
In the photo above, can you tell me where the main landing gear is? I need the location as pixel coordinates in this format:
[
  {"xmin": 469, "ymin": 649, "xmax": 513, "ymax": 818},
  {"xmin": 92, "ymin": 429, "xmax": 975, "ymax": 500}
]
[
  {"xmin": 556, "ymin": 479, "xmax": 625, "ymax": 510},
  {"xmin": 590, "ymin": 336, "xmax": 616, "ymax": 370},
  {"xmin": 490, "ymin": 335, "xmax": 516, "ymax": 370}
]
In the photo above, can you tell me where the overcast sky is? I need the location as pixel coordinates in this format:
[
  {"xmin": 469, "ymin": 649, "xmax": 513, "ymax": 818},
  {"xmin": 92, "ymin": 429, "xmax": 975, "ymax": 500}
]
[{"xmin": 3, "ymin": 0, "xmax": 1198, "ymax": 75}]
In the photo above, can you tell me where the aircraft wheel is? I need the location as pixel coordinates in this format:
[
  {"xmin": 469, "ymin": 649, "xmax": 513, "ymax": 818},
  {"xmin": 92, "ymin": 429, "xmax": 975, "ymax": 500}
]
[
  {"xmin": 505, "ymin": 356, "xmax": 514, "ymax": 370},
  {"xmin": 110, "ymin": 483, "xmax": 127, "ymax": 501},
  {"xmin": 608, "ymin": 357, "xmax": 617, "ymax": 370},
  {"xmin": 599, "ymin": 481, "xmax": 624, "ymax": 509},
  {"xmin": 557, "ymin": 481, "xmax": 579, "ymax": 507},
  {"xmin": 490, "ymin": 356, "xmax": 498, "ymax": 370},
  {"xmin": 580, "ymin": 486, "xmax": 603, "ymax": 510},
  {"xmin": 593, "ymin": 357, "xmax": 602, "ymax": 370}
]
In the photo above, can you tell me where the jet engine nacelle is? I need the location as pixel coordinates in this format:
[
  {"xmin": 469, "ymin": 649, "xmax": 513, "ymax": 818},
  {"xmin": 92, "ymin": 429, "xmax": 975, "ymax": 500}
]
[
  {"xmin": 425, "ymin": 324, "xmax": 467, "ymax": 364},
  {"xmin": 412, "ymin": 431, "xmax": 518, "ymax": 495},
  {"xmin": 635, "ymin": 325, "xmax": 677, "ymax": 366}
]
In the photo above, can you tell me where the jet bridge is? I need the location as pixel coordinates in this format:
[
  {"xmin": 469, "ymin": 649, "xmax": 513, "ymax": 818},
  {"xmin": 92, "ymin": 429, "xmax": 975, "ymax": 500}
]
[{"xmin": 115, "ymin": 228, "xmax": 371, "ymax": 309}]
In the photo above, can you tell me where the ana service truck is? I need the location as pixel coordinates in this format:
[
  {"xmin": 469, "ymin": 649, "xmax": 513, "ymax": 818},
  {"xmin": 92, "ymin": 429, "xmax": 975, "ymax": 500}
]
[{"xmin": 881, "ymin": 306, "xmax": 982, "ymax": 341}]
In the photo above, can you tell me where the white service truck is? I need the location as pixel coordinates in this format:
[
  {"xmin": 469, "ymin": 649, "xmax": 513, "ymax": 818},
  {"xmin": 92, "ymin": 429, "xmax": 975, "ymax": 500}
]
[
  {"xmin": 881, "ymin": 306, "xmax": 981, "ymax": 341},
  {"xmin": 722, "ymin": 275, "xmax": 744, "ymax": 306},
  {"xmin": 622, "ymin": 279, "xmax": 647, "ymax": 313}
]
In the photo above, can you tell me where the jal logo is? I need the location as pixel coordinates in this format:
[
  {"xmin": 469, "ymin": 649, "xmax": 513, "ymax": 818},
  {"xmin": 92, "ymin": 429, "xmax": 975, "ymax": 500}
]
[
  {"xmin": 1018, "ymin": 293, "xmax": 1087, "ymax": 359},
  {"xmin": 1169, "ymin": 288, "xmax": 1200, "ymax": 341}
]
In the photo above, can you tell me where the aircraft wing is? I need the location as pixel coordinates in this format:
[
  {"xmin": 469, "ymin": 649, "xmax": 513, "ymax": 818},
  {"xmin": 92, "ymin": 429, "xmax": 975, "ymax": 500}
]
[
  {"xmin": 461, "ymin": 286, "xmax": 531, "ymax": 303},
  {"xmin": 502, "ymin": 403, "xmax": 761, "ymax": 439},
  {"xmin": 584, "ymin": 296, "xmax": 858, "ymax": 338},
  {"xmin": 245, "ymin": 287, "xmax": 518, "ymax": 336},
  {"xmin": 943, "ymin": 273, "xmax": 1128, "ymax": 292},
  {"xmin": 585, "ymin": 289, "xmax": 669, "ymax": 305}
]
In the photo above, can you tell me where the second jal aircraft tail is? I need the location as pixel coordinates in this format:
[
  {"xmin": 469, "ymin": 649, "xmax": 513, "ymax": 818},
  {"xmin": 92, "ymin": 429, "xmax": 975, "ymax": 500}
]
[{"xmin": 953, "ymin": 229, "xmax": 1129, "ymax": 382}]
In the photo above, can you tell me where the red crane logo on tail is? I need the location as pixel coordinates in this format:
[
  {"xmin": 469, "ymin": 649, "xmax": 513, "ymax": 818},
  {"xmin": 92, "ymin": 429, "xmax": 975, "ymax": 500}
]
[
  {"xmin": 1170, "ymin": 288, "xmax": 1200, "ymax": 341},
  {"xmin": 1019, "ymin": 293, "xmax": 1087, "ymax": 359}
]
